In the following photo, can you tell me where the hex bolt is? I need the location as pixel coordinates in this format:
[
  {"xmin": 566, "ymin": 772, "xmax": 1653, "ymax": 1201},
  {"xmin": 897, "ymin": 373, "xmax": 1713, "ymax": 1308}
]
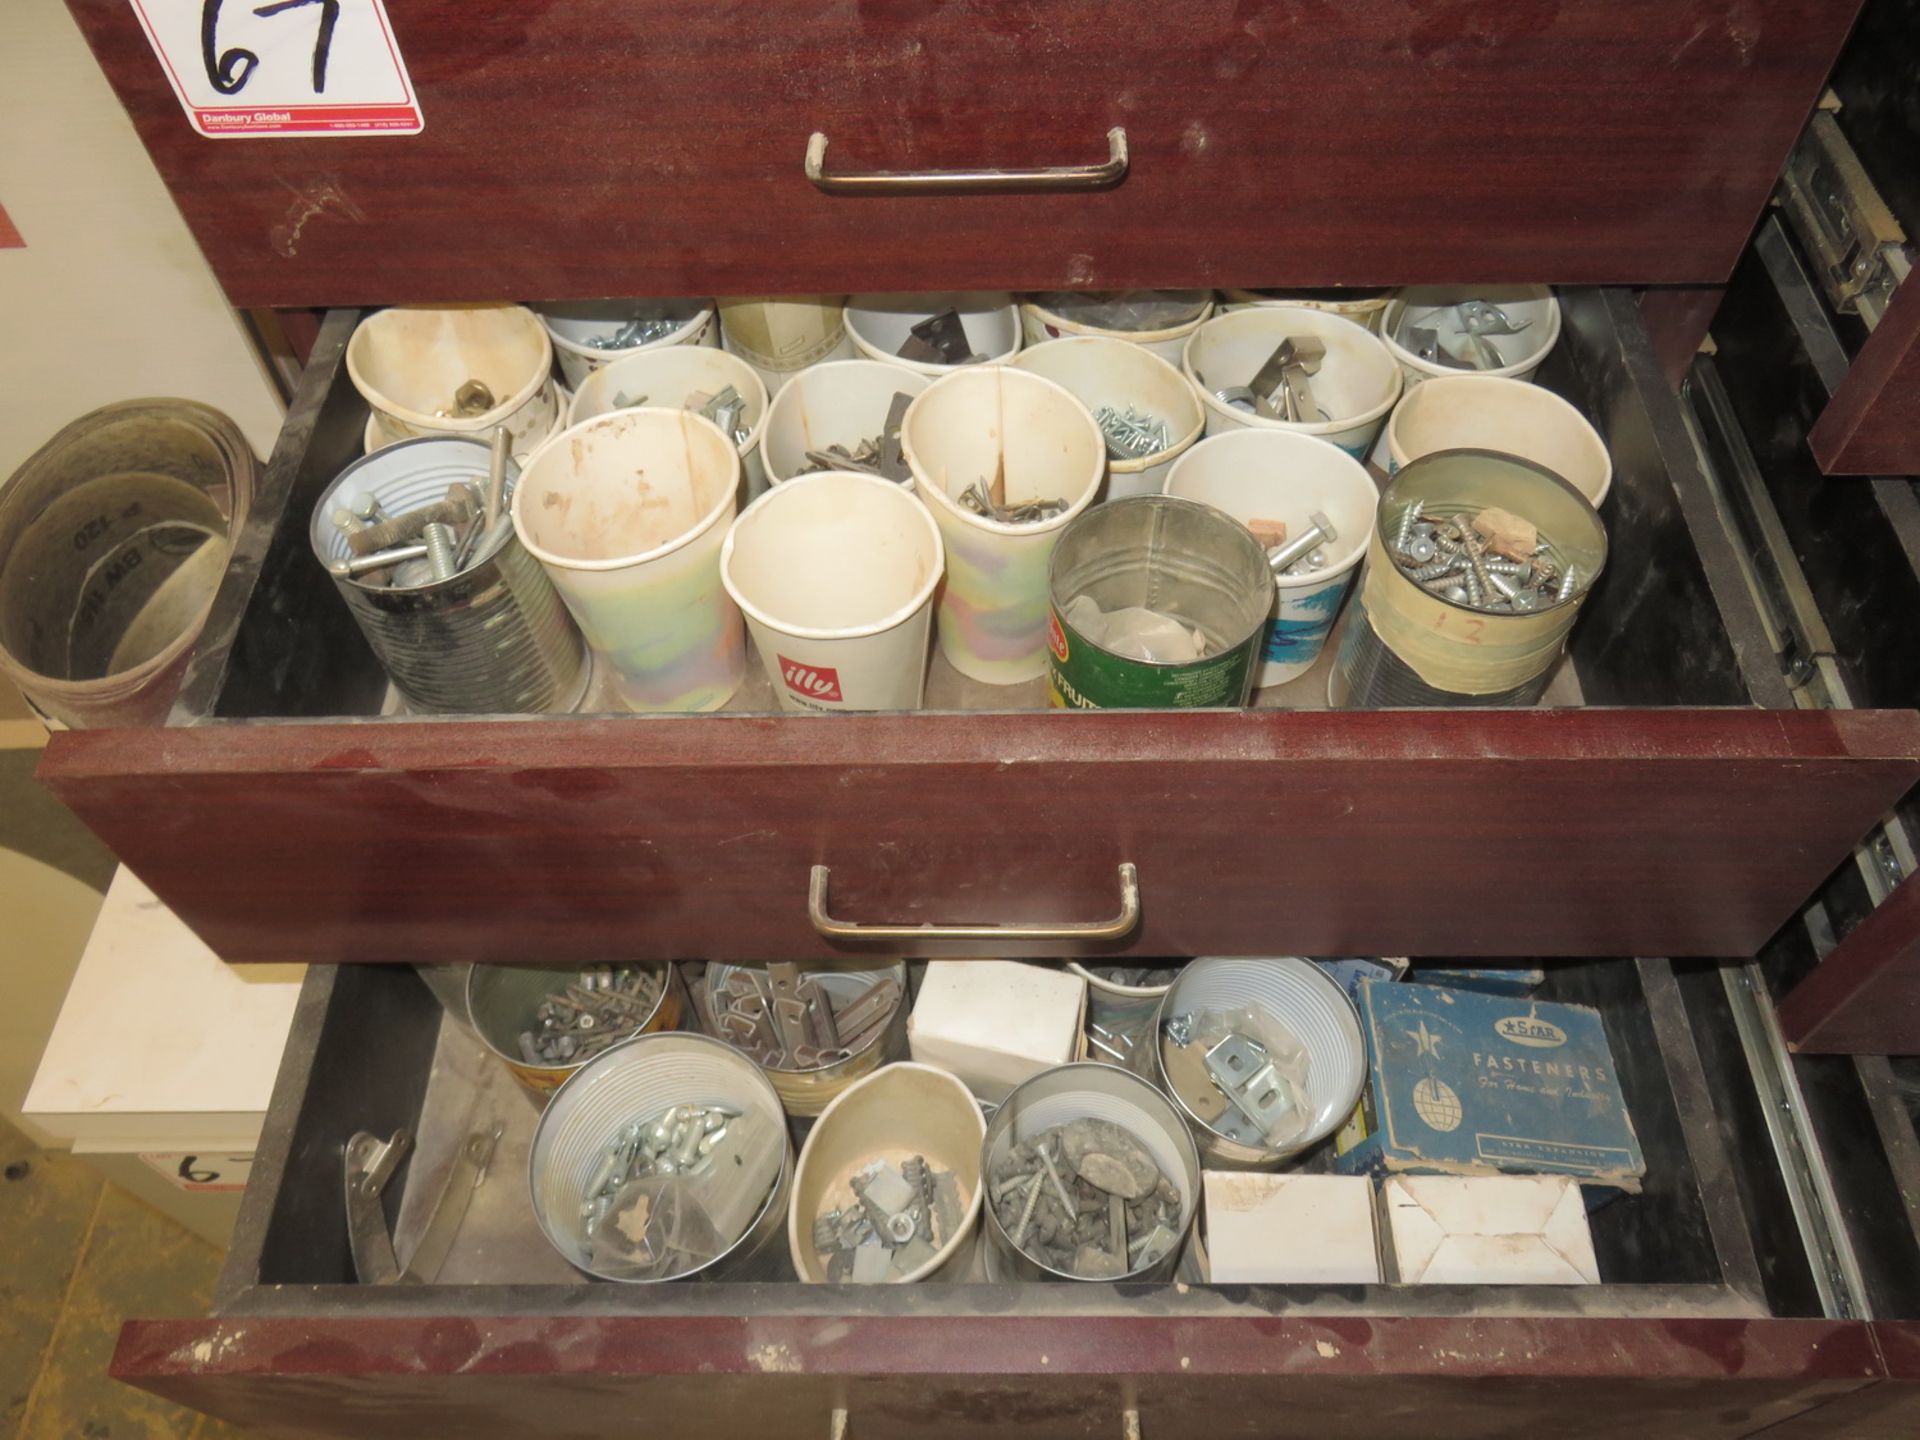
[
  {"xmin": 1266, "ymin": 511, "xmax": 1336, "ymax": 575},
  {"xmin": 422, "ymin": 522, "xmax": 459, "ymax": 581},
  {"xmin": 330, "ymin": 542, "xmax": 430, "ymax": 579}
]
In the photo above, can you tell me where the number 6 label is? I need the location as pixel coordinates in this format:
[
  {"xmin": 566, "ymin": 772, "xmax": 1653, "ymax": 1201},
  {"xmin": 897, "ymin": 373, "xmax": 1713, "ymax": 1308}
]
[{"xmin": 129, "ymin": 0, "xmax": 423, "ymax": 138}]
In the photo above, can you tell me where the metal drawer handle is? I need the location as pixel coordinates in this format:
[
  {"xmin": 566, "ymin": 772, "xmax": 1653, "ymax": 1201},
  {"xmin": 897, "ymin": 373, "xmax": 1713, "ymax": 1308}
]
[
  {"xmin": 809, "ymin": 862, "xmax": 1140, "ymax": 943},
  {"xmin": 804, "ymin": 127, "xmax": 1128, "ymax": 195}
]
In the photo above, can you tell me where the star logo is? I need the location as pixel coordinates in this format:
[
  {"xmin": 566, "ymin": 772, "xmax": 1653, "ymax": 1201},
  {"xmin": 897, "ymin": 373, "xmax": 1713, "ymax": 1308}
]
[{"xmin": 1406, "ymin": 1020, "xmax": 1443, "ymax": 1059}]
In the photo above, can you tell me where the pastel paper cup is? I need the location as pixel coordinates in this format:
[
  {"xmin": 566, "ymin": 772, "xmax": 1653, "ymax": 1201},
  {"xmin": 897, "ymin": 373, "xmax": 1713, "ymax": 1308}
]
[
  {"xmin": 513, "ymin": 408, "xmax": 746, "ymax": 712},
  {"xmin": 1384, "ymin": 373, "xmax": 1611, "ymax": 507},
  {"xmin": 535, "ymin": 299, "xmax": 717, "ymax": 390},
  {"xmin": 569, "ymin": 346, "xmax": 774, "ymax": 499},
  {"xmin": 1381, "ymin": 285, "xmax": 1562, "ymax": 388},
  {"xmin": 845, "ymin": 293, "xmax": 1022, "ymax": 376},
  {"xmin": 760, "ymin": 360, "xmax": 930, "ymax": 487},
  {"xmin": 1182, "ymin": 306, "xmax": 1402, "ymax": 460},
  {"xmin": 1164, "ymin": 430, "xmax": 1380, "ymax": 688},
  {"xmin": 902, "ymin": 368, "xmax": 1106, "ymax": 685}
]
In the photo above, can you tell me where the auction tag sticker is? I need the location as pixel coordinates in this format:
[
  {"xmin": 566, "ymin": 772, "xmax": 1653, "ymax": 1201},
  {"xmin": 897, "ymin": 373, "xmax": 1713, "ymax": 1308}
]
[
  {"xmin": 128, "ymin": 0, "xmax": 424, "ymax": 138},
  {"xmin": 139, "ymin": 1151, "xmax": 256, "ymax": 1193}
]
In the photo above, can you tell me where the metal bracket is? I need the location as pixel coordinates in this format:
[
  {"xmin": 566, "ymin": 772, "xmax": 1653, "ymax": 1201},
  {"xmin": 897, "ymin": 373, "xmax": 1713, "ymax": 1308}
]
[
  {"xmin": 344, "ymin": 1126, "xmax": 497, "ymax": 1286},
  {"xmin": 1202, "ymin": 1034, "xmax": 1294, "ymax": 1145},
  {"xmin": 1775, "ymin": 111, "xmax": 1910, "ymax": 329}
]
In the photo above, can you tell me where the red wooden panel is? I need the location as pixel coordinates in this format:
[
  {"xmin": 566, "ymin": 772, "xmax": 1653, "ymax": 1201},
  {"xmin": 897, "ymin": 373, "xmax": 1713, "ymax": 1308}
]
[
  {"xmin": 1810, "ymin": 281, "xmax": 1920, "ymax": 475},
  {"xmin": 1778, "ymin": 870, "xmax": 1920, "ymax": 1054},
  {"xmin": 111, "ymin": 1314, "xmax": 1883, "ymax": 1440},
  {"xmin": 65, "ymin": 0, "xmax": 1859, "ymax": 307},
  {"xmin": 36, "ymin": 708, "xmax": 1920, "ymax": 965}
]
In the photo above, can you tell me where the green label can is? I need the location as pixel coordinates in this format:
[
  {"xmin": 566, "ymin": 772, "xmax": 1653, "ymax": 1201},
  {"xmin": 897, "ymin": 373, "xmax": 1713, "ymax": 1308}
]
[{"xmin": 1045, "ymin": 496, "xmax": 1274, "ymax": 710}]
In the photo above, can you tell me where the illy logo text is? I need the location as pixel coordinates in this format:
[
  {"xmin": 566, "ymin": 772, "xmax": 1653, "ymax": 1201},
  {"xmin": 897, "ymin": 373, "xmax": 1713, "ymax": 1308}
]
[{"xmin": 780, "ymin": 658, "xmax": 843, "ymax": 703}]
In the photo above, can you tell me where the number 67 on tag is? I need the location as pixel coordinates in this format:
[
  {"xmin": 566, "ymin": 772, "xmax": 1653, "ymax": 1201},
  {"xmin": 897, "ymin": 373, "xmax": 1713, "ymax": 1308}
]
[{"xmin": 129, "ymin": 0, "xmax": 424, "ymax": 138}]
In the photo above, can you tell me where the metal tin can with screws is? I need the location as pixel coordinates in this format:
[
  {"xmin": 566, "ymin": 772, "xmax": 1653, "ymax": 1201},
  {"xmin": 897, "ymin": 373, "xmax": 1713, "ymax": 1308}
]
[
  {"xmin": 1328, "ymin": 449, "xmax": 1606, "ymax": 707},
  {"xmin": 702, "ymin": 961, "xmax": 909, "ymax": 1117},
  {"xmin": 465, "ymin": 963, "xmax": 685, "ymax": 1097},
  {"xmin": 980, "ymin": 1062, "xmax": 1200, "ymax": 1283},
  {"xmin": 529, "ymin": 1031, "xmax": 795, "ymax": 1282},
  {"xmin": 309, "ymin": 437, "xmax": 588, "ymax": 715},
  {"xmin": 1154, "ymin": 957, "xmax": 1367, "ymax": 1169},
  {"xmin": 1045, "ymin": 496, "xmax": 1274, "ymax": 710}
]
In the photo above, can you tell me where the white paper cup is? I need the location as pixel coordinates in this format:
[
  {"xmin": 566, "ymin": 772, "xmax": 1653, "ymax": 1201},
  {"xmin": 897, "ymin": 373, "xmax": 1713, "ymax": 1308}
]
[
  {"xmin": 1381, "ymin": 286, "xmax": 1563, "ymax": 388},
  {"xmin": 1384, "ymin": 374, "xmax": 1612, "ymax": 508},
  {"xmin": 512, "ymin": 408, "xmax": 746, "ymax": 712},
  {"xmin": 718, "ymin": 296, "xmax": 858, "ymax": 398},
  {"xmin": 845, "ymin": 293, "xmax": 1022, "ymax": 376},
  {"xmin": 1018, "ymin": 291, "xmax": 1214, "ymax": 364},
  {"xmin": 1012, "ymin": 337, "xmax": 1206, "ymax": 501},
  {"xmin": 1217, "ymin": 289, "xmax": 1393, "ymax": 333},
  {"xmin": 535, "ymin": 300, "xmax": 717, "ymax": 389},
  {"xmin": 568, "ymin": 347, "xmax": 773, "ymax": 499},
  {"xmin": 760, "ymin": 361, "xmax": 931, "ymax": 487},
  {"xmin": 1182, "ymin": 307, "xmax": 1402, "ymax": 460},
  {"xmin": 364, "ymin": 383, "xmax": 570, "ymax": 463},
  {"xmin": 788, "ymin": 1062, "xmax": 986, "ymax": 1284},
  {"xmin": 1165, "ymin": 430, "xmax": 1379, "ymax": 688},
  {"xmin": 346, "ymin": 304, "xmax": 559, "ymax": 457},
  {"xmin": 721, "ymin": 472, "xmax": 944, "ymax": 712},
  {"xmin": 902, "ymin": 368, "xmax": 1106, "ymax": 685}
]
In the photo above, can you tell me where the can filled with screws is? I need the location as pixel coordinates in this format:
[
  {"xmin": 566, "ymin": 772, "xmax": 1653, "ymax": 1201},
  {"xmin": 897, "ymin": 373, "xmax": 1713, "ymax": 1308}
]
[
  {"xmin": 703, "ymin": 961, "xmax": 909, "ymax": 1116},
  {"xmin": 311, "ymin": 437, "xmax": 588, "ymax": 715},
  {"xmin": 529, "ymin": 1032, "xmax": 794, "ymax": 1282},
  {"xmin": 1329, "ymin": 449, "xmax": 1607, "ymax": 707},
  {"xmin": 466, "ymin": 962, "xmax": 685, "ymax": 1097},
  {"xmin": 1045, "ymin": 496, "xmax": 1273, "ymax": 709},
  {"xmin": 980, "ymin": 1062, "xmax": 1200, "ymax": 1282}
]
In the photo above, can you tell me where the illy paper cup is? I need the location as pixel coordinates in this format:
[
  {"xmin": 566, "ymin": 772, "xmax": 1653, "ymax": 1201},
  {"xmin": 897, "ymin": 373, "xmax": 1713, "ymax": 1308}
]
[
  {"xmin": 721, "ymin": 472, "xmax": 944, "ymax": 712},
  {"xmin": 568, "ymin": 346, "xmax": 773, "ymax": 499},
  {"xmin": 535, "ymin": 299, "xmax": 717, "ymax": 390},
  {"xmin": 1012, "ymin": 337, "xmax": 1206, "ymax": 501},
  {"xmin": 513, "ymin": 408, "xmax": 747, "ymax": 712},
  {"xmin": 1385, "ymin": 374, "xmax": 1612, "ymax": 507},
  {"xmin": 1164, "ymin": 430, "xmax": 1379, "ymax": 688},
  {"xmin": 1182, "ymin": 306, "xmax": 1401, "ymax": 460},
  {"xmin": 902, "ymin": 368, "xmax": 1106, "ymax": 685},
  {"xmin": 718, "ymin": 296, "xmax": 858, "ymax": 398},
  {"xmin": 760, "ymin": 361, "xmax": 930, "ymax": 487}
]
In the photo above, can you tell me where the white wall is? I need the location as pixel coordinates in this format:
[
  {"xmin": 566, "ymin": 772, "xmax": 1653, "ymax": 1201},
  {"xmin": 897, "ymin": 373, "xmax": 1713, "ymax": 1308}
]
[{"xmin": 0, "ymin": 0, "xmax": 285, "ymax": 480}]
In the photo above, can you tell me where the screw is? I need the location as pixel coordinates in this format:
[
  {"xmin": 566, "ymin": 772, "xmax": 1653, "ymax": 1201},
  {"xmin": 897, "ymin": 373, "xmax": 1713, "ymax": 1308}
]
[
  {"xmin": 1009, "ymin": 1171, "xmax": 1046, "ymax": 1249},
  {"xmin": 1395, "ymin": 500, "xmax": 1424, "ymax": 548},
  {"xmin": 1411, "ymin": 558, "xmax": 1464, "ymax": 582},
  {"xmin": 422, "ymin": 522, "xmax": 459, "ymax": 581},
  {"xmin": 1556, "ymin": 566, "xmax": 1578, "ymax": 604},
  {"xmin": 1404, "ymin": 535, "xmax": 1437, "ymax": 563}
]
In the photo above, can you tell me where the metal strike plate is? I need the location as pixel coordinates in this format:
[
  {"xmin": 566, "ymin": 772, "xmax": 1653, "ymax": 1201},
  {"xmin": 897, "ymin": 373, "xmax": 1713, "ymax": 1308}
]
[
  {"xmin": 1203, "ymin": 1034, "xmax": 1295, "ymax": 1143},
  {"xmin": 1776, "ymin": 110, "xmax": 1910, "ymax": 328}
]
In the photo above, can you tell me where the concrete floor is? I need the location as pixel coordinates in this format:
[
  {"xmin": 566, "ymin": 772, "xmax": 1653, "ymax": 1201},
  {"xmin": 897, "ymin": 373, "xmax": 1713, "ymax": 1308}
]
[{"xmin": 2, "ymin": 1117, "xmax": 247, "ymax": 1439}]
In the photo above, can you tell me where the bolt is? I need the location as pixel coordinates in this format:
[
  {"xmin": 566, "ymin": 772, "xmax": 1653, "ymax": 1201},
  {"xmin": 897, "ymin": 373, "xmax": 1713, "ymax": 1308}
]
[
  {"xmin": 329, "ymin": 542, "xmax": 431, "ymax": 579},
  {"xmin": 1267, "ymin": 511, "xmax": 1337, "ymax": 574},
  {"xmin": 348, "ymin": 490, "xmax": 383, "ymax": 522},
  {"xmin": 422, "ymin": 522, "xmax": 459, "ymax": 581}
]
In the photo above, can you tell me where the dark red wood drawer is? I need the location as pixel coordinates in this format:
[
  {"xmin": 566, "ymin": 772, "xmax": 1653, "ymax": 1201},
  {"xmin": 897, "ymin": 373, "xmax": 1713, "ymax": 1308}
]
[
  {"xmin": 35, "ymin": 289, "xmax": 1920, "ymax": 966},
  {"xmin": 66, "ymin": 0, "xmax": 1860, "ymax": 305},
  {"xmin": 101, "ymin": 957, "xmax": 1920, "ymax": 1438}
]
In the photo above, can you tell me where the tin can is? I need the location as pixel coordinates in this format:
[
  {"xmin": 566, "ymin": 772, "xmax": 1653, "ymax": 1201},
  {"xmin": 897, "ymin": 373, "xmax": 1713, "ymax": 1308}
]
[
  {"xmin": 1153, "ymin": 957, "xmax": 1367, "ymax": 1170},
  {"xmin": 1328, "ymin": 449, "xmax": 1607, "ymax": 708},
  {"xmin": 1045, "ymin": 496, "xmax": 1274, "ymax": 710},
  {"xmin": 311, "ymin": 437, "xmax": 589, "ymax": 715},
  {"xmin": 529, "ymin": 1032, "xmax": 795, "ymax": 1282},
  {"xmin": 979, "ymin": 1062, "xmax": 1200, "ymax": 1283},
  {"xmin": 465, "ymin": 963, "xmax": 684, "ymax": 1097},
  {"xmin": 702, "ymin": 961, "xmax": 909, "ymax": 1117}
]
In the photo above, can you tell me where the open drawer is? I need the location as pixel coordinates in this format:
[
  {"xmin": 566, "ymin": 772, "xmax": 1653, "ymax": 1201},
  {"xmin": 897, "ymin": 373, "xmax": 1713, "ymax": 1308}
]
[
  {"xmin": 109, "ymin": 954, "xmax": 1920, "ymax": 1438},
  {"xmin": 34, "ymin": 289, "xmax": 1920, "ymax": 965}
]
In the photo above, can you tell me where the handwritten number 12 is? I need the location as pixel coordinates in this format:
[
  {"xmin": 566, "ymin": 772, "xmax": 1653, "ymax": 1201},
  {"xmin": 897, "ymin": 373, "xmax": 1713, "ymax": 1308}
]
[{"xmin": 200, "ymin": 0, "xmax": 343, "ymax": 96}]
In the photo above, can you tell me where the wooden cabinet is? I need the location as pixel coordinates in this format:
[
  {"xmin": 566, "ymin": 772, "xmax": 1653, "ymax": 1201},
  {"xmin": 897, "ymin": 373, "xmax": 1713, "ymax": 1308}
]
[{"xmin": 67, "ymin": 0, "xmax": 1861, "ymax": 304}]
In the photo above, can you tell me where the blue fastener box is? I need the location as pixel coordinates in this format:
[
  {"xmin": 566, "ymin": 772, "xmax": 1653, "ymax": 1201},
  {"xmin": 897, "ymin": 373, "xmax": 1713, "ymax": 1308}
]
[{"xmin": 1337, "ymin": 981, "xmax": 1645, "ymax": 1191}]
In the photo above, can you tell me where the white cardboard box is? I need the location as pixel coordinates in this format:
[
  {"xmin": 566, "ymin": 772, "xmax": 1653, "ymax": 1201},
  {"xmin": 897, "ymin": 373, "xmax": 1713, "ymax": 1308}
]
[
  {"xmin": 907, "ymin": 960, "xmax": 1086, "ymax": 1103},
  {"xmin": 1204, "ymin": 1172, "xmax": 1381, "ymax": 1285},
  {"xmin": 1382, "ymin": 1174, "xmax": 1600, "ymax": 1285}
]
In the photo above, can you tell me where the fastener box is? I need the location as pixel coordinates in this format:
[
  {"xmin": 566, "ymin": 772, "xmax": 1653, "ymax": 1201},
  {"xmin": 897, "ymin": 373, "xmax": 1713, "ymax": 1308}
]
[
  {"xmin": 1337, "ymin": 981, "xmax": 1645, "ymax": 1190},
  {"xmin": 907, "ymin": 960, "xmax": 1087, "ymax": 1104},
  {"xmin": 1314, "ymin": 956, "xmax": 1408, "ymax": 1006}
]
